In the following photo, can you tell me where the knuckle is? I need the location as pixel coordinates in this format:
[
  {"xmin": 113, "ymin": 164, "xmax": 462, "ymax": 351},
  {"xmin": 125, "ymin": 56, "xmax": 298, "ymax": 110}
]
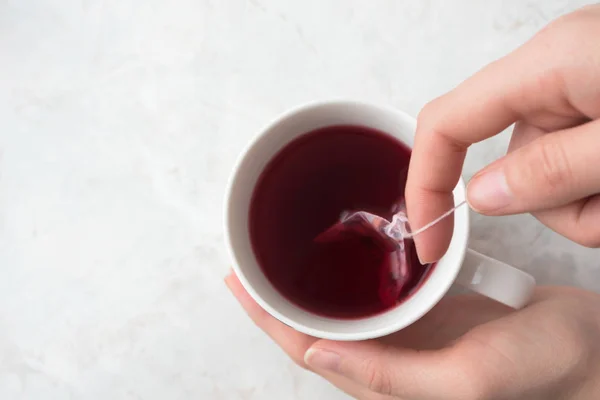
[
  {"xmin": 526, "ymin": 137, "xmax": 573, "ymax": 194},
  {"xmin": 362, "ymin": 359, "xmax": 394, "ymax": 396},
  {"xmin": 417, "ymin": 98, "xmax": 443, "ymax": 130},
  {"xmin": 417, "ymin": 97, "xmax": 469, "ymax": 151},
  {"xmin": 515, "ymin": 67, "xmax": 565, "ymax": 109},
  {"xmin": 534, "ymin": 8, "xmax": 598, "ymax": 54},
  {"xmin": 535, "ymin": 10, "xmax": 580, "ymax": 40},
  {"xmin": 535, "ymin": 14, "xmax": 567, "ymax": 39}
]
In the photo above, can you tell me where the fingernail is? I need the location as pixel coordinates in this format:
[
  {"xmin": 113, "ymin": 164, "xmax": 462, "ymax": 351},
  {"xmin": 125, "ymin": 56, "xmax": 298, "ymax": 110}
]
[
  {"xmin": 416, "ymin": 248, "xmax": 429, "ymax": 265},
  {"xmin": 305, "ymin": 348, "xmax": 341, "ymax": 372},
  {"xmin": 414, "ymin": 235, "xmax": 438, "ymax": 265},
  {"xmin": 468, "ymin": 168, "xmax": 512, "ymax": 212}
]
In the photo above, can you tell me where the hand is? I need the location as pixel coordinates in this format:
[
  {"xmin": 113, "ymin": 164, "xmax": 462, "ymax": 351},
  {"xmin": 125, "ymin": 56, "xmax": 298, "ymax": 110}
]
[
  {"xmin": 406, "ymin": 5, "xmax": 600, "ymax": 263},
  {"xmin": 226, "ymin": 272, "xmax": 600, "ymax": 400}
]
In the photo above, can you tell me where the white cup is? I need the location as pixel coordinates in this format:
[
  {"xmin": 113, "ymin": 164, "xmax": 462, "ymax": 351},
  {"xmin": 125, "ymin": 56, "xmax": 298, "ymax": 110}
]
[{"xmin": 225, "ymin": 100, "xmax": 536, "ymax": 341}]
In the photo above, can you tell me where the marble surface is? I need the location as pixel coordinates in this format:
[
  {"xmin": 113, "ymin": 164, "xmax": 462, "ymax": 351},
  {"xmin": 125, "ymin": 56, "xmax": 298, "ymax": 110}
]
[{"xmin": 1, "ymin": 0, "xmax": 599, "ymax": 399}]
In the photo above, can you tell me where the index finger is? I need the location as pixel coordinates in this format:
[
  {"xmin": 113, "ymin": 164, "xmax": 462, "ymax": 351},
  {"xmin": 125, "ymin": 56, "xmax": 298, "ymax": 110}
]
[{"xmin": 406, "ymin": 49, "xmax": 536, "ymax": 262}]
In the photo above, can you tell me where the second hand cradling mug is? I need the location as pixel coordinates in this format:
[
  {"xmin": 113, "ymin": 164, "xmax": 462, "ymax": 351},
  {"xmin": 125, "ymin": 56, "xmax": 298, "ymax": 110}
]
[{"xmin": 224, "ymin": 100, "xmax": 536, "ymax": 341}]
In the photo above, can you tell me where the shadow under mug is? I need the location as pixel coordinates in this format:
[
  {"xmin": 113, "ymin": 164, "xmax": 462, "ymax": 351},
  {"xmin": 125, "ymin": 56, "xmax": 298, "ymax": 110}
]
[{"xmin": 225, "ymin": 100, "xmax": 536, "ymax": 341}]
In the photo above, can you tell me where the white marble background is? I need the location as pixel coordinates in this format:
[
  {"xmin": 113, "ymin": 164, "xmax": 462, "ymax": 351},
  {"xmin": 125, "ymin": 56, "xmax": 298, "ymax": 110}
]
[{"xmin": 1, "ymin": 0, "xmax": 599, "ymax": 399}]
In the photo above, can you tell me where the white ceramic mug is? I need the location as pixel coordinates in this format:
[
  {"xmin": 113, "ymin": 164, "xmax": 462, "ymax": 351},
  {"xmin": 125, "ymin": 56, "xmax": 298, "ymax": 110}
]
[{"xmin": 225, "ymin": 100, "xmax": 536, "ymax": 341}]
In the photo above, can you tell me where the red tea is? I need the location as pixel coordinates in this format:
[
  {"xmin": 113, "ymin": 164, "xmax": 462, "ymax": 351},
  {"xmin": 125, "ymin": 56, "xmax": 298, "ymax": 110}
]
[{"xmin": 249, "ymin": 125, "xmax": 433, "ymax": 319}]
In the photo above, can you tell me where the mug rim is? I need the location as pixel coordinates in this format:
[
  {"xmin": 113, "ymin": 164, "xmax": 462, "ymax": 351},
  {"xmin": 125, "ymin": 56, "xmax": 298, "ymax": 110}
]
[{"xmin": 224, "ymin": 99, "xmax": 469, "ymax": 340}]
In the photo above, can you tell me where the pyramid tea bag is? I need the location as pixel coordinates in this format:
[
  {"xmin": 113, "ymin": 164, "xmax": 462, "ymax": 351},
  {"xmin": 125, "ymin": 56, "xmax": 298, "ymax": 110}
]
[{"xmin": 316, "ymin": 200, "xmax": 467, "ymax": 305}]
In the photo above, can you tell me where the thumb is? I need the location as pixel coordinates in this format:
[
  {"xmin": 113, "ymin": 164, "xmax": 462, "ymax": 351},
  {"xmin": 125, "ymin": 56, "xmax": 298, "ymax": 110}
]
[
  {"xmin": 304, "ymin": 341, "xmax": 476, "ymax": 399},
  {"xmin": 468, "ymin": 119, "xmax": 600, "ymax": 215}
]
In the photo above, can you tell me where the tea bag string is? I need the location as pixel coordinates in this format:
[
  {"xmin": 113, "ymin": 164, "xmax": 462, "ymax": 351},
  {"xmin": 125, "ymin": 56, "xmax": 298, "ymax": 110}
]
[
  {"xmin": 410, "ymin": 200, "xmax": 468, "ymax": 237},
  {"xmin": 386, "ymin": 200, "xmax": 468, "ymax": 240}
]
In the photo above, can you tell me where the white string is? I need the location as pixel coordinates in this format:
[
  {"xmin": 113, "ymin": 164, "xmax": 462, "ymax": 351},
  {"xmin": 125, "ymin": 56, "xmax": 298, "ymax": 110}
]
[{"xmin": 409, "ymin": 200, "xmax": 468, "ymax": 237}]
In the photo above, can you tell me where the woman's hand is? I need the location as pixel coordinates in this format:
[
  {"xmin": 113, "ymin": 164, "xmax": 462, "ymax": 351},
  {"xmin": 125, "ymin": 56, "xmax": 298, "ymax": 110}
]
[
  {"xmin": 406, "ymin": 5, "xmax": 600, "ymax": 263},
  {"xmin": 226, "ymin": 272, "xmax": 600, "ymax": 400}
]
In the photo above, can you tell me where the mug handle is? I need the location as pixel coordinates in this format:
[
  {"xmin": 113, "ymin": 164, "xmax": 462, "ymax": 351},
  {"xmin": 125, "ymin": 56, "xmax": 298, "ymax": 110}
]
[{"xmin": 455, "ymin": 249, "xmax": 536, "ymax": 309}]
